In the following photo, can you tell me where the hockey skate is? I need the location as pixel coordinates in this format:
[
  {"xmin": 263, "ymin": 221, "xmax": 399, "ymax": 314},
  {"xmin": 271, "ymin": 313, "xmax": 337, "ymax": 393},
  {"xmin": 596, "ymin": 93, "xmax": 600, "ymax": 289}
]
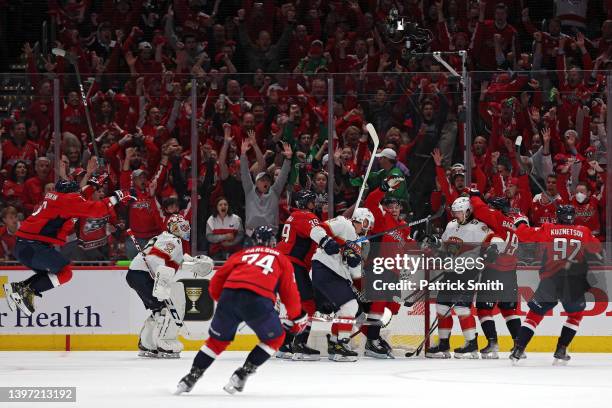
[
  {"xmin": 3, "ymin": 282, "xmax": 36, "ymax": 316},
  {"xmin": 364, "ymin": 337, "xmax": 394, "ymax": 359},
  {"xmin": 326, "ymin": 334, "xmax": 358, "ymax": 362},
  {"xmin": 510, "ymin": 339, "xmax": 527, "ymax": 360},
  {"xmin": 275, "ymin": 342, "xmax": 294, "ymax": 360},
  {"xmin": 175, "ymin": 366, "xmax": 205, "ymax": 394},
  {"xmin": 156, "ymin": 341, "xmax": 182, "ymax": 359},
  {"xmin": 454, "ymin": 334, "xmax": 479, "ymax": 359},
  {"xmin": 425, "ymin": 338, "xmax": 451, "ymax": 359},
  {"xmin": 291, "ymin": 342, "xmax": 321, "ymax": 361},
  {"xmin": 553, "ymin": 344, "xmax": 571, "ymax": 366},
  {"xmin": 509, "ymin": 345, "xmax": 526, "ymax": 365},
  {"xmin": 137, "ymin": 340, "xmax": 158, "ymax": 358},
  {"xmin": 480, "ymin": 338, "xmax": 499, "ymax": 359},
  {"xmin": 223, "ymin": 362, "xmax": 257, "ymax": 394}
]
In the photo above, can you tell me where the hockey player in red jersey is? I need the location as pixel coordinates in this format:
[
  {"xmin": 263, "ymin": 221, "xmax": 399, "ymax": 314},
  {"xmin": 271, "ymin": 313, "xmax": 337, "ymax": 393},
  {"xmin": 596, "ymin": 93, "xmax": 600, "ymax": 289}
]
[
  {"xmin": 510, "ymin": 205, "xmax": 602, "ymax": 365},
  {"xmin": 276, "ymin": 190, "xmax": 322, "ymax": 361},
  {"xmin": 3, "ymin": 179, "xmax": 134, "ymax": 316},
  {"xmin": 176, "ymin": 226, "xmax": 308, "ymax": 395},
  {"xmin": 362, "ymin": 175, "xmax": 411, "ymax": 358},
  {"xmin": 470, "ymin": 194, "xmax": 523, "ymax": 358}
]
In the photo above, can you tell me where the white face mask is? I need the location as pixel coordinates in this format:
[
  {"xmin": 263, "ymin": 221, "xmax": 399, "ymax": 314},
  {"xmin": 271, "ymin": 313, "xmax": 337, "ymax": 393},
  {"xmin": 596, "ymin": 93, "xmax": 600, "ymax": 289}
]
[{"xmin": 575, "ymin": 192, "xmax": 587, "ymax": 204}]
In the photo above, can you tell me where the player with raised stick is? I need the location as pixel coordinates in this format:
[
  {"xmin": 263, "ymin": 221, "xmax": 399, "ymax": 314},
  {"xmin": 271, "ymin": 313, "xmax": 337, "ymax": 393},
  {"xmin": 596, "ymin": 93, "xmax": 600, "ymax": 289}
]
[
  {"xmin": 3, "ymin": 178, "xmax": 134, "ymax": 316},
  {"xmin": 425, "ymin": 196, "xmax": 499, "ymax": 359},
  {"xmin": 310, "ymin": 207, "xmax": 375, "ymax": 361},
  {"xmin": 276, "ymin": 190, "xmax": 323, "ymax": 361},
  {"xmin": 469, "ymin": 192, "xmax": 525, "ymax": 359},
  {"xmin": 175, "ymin": 226, "xmax": 308, "ymax": 395},
  {"xmin": 126, "ymin": 214, "xmax": 214, "ymax": 358},
  {"xmin": 510, "ymin": 205, "xmax": 601, "ymax": 365}
]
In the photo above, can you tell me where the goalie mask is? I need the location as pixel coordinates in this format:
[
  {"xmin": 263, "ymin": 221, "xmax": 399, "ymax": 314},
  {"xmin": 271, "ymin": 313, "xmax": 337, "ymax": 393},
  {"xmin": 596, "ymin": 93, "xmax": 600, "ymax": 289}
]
[
  {"xmin": 451, "ymin": 196, "xmax": 472, "ymax": 225},
  {"xmin": 167, "ymin": 214, "xmax": 191, "ymax": 241},
  {"xmin": 352, "ymin": 208, "xmax": 375, "ymax": 234}
]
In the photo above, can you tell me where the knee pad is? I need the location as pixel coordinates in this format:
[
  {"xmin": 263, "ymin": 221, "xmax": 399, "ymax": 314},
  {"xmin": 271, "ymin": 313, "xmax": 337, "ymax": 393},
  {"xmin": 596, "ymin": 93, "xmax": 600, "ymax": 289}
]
[
  {"xmin": 565, "ymin": 311, "xmax": 584, "ymax": 329},
  {"xmin": 56, "ymin": 265, "xmax": 73, "ymax": 285},
  {"xmin": 263, "ymin": 333, "xmax": 286, "ymax": 352},
  {"xmin": 477, "ymin": 307, "xmax": 494, "ymax": 321},
  {"xmin": 436, "ymin": 303, "xmax": 451, "ymax": 316},
  {"xmin": 338, "ymin": 299, "xmax": 359, "ymax": 317},
  {"xmin": 204, "ymin": 337, "xmax": 231, "ymax": 357},
  {"xmin": 453, "ymin": 305, "xmax": 471, "ymax": 317}
]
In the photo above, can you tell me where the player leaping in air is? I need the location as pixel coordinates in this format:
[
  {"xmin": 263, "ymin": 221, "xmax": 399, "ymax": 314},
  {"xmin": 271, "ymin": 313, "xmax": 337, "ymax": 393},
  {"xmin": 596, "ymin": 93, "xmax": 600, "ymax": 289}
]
[
  {"xmin": 175, "ymin": 226, "xmax": 308, "ymax": 395},
  {"xmin": 3, "ymin": 178, "xmax": 134, "ymax": 316},
  {"xmin": 510, "ymin": 205, "xmax": 601, "ymax": 365}
]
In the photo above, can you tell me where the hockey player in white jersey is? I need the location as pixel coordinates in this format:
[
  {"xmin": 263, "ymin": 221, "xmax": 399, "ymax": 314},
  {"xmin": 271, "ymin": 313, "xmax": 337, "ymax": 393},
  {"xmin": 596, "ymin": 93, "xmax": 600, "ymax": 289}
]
[
  {"xmin": 425, "ymin": 197, "xmax": 498, "ymax": 359},
  {"xmin": 126, "ymin": 214, "xmax": 214, "ymax": 358},
  {"xmin": 309, "ymin": 208, "xmax": 375, "ymax": 362}
]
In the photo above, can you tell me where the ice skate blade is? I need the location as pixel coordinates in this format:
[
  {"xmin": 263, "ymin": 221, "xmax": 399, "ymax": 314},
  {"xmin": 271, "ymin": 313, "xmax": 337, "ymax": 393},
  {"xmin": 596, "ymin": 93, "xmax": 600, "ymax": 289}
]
[
  {"xmin": 454, "ymin": 351, "xmax": 479, "ymax": 359},
  {"xmin": 425, "ymin": 352, "xmax": 451, "ymax": 359},
  {"xmin": 364, "ymin": 349, "xmax": 394, "ymax": 359},
  {"xmin": 223, "ymin": 384, "xmax": 238, "ymax": 395},
  {"xmin": 480, "ymin": 351, "xmax": 499, "ymax": 359},
  {"xmin": 292, "ymin": 353, "xmax": 320, "ymax": 361},
  {"xmin": 156, "ymin": 350, "xmax": 180, "ymax": 359},
  {"xmin": 510, "ymin": 357, "xmax": 521, "ymax": 366},
  {"xmin": 3, "ymin": 284, "xmax": 16, "ymax": 312},
  {"xmin": 138, "ymin": 350, "xmax": 158, "ymax": 358},
  {"xmin": 275, "ymin": 351, "xmax": 294, "ymax": 360},
  {"xmin": 328, "ymin": 354, "xmax": 358, "ymax": 362},
  {"xmin": 553, "ymin": 358, "xmax": 569, "ymax": 366}
]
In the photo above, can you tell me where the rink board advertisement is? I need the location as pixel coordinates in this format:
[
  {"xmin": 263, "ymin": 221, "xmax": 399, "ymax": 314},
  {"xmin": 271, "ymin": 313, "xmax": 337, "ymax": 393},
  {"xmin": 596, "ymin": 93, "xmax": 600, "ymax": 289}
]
[{"xmin": 2, "ymin": 266, "xmax": 612, "ymax": 352}]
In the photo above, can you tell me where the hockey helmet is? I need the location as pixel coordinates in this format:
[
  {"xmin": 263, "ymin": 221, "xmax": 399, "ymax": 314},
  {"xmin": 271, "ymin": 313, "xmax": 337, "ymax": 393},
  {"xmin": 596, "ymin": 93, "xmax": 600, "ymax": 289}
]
[
  {"xmin": 352, "ymin": 207, "xmax": 375, "ymax": 232},
  {"xmin": 487, "ymin": 196, "xmax": 510, "ymax": 214},
  {"xmin": 55, "ymin": 179, "xmax": 80, "ymax": 194},
  {"xmin": 450, "ymin": 163, "xmax": 466, "ymax": 179},
  {"xmin": 451, "ymin": 196, "xmax": 472, "ymax": 224},
  {"xmin": 252, "ymin": 225, "xmax": 276, "ymax": 247},
  {"xmin": 513, "ymin": 215, "xmax": 529, "ymax": 228},
  {"xmin": 167, "ymin": 214, "xmax": 191, "ymax": 241},
  {"xmin": 556, "ymin": 205, "xmax": 576, "ymax": 225},
  {"xmin": 294, "ymin": 190, "xmax": 317, "ymax": 210}
]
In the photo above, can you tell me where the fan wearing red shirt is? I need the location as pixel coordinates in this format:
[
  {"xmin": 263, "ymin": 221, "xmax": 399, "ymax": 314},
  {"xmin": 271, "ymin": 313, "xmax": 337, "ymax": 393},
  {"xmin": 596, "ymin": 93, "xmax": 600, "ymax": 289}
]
[
  {"xmin": 1, "ymin": 120, "xmax": 39, "ymax": 173},
  {"xmin": 511, "ymin": 206, "xmax": 601, "ymax": 364},
  {"xmin": 0, "ymin": 206, "xmax": 19, "ymax": 260},
  {"xmin": 176, "ymin": 226, "xmax": 307, "ymax": 395},
  {"xmin": 276, "ymin": 190, "xmax": 322, "ymax": 360},
  {"xmin": 22, "ymin": 157, "xmax": 53, "ymax": 215},
  {"xmin": 3, "ymin": 179, "xmax": 132, "ymax": 317}
]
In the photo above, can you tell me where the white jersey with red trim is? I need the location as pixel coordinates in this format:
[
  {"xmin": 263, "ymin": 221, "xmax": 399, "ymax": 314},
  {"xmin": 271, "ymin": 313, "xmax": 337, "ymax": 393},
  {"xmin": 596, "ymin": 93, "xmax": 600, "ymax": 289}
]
[
  {"xmin": 442, "ymin": 218, "xmax": 494, "ymax": 261},
  {"xmin": 310, "ymin": 215, "xmax": 361, "ymax": 281},
  {"xmin": 129, "ymin": 231, "xmax": 184, "ymax": 273}
]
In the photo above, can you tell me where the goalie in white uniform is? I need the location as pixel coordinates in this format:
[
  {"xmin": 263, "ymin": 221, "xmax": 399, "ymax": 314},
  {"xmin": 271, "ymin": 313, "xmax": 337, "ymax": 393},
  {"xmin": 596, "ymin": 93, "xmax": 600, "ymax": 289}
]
[
  {"xmin": 425, "ymin": 197, "xmax": 500, "ymax": 359},
  {"xmin": 310, "ymin": 208, "xmax": 374, "ymax": 362},
  {"xmin": 126, "ymin": 214, "xmax": 214, "ymax": 358}
]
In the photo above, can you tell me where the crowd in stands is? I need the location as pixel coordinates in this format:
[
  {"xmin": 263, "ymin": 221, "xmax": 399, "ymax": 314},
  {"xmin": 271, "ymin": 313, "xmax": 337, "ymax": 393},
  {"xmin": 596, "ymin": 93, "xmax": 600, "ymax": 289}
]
[{"xmin": 0, "ymin": 0, "xmax": 610, "ymax": 262}]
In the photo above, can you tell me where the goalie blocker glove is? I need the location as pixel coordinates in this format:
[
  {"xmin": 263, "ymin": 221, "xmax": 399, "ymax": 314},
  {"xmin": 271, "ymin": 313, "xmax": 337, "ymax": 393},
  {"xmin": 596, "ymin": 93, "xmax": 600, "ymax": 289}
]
[{"xmin": 319, "ymin": 236, "xmax": 340, "ymax": 255}]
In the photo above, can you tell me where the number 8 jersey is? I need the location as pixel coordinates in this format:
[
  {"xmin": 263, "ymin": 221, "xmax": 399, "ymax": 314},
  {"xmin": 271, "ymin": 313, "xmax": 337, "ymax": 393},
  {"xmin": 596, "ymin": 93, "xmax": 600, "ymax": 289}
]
[{"xmin": 208, "ymin": 246, "xmax": 302, "ymax": 320}]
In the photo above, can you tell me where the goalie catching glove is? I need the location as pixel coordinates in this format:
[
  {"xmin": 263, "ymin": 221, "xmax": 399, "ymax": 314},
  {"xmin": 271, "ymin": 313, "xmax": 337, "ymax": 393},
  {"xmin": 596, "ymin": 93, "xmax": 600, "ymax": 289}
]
[
  {"xmin": 182, "ymin": 254, "xmax": 214, "ymax": 277},
  {"xmin": 281, "ymin": 311, "xmax": 309, "ymax": 335},
  {"xmin": 381, "ymin": 174, "xmax": 404, "ymax": 192}
]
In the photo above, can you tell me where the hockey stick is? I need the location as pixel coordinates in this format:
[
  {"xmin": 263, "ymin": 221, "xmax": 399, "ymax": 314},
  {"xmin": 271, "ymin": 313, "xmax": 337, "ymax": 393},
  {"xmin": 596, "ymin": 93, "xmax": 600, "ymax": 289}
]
[
  {"xmin": 351, "ymin": 196, "xmax": 446, "ymax": 245},
  {"xmin": 355, "ymin": 123, "xmax": 380, "ymax": 209},
  {"xmin": 404, "ymin": 302, "xmax": 454, "ymax": 357},
  {"xmin": 126, "ymin": 229, "xmax": 186, "ymax": 329},
  {"xmin": 52, "ymin": 48, "xmax": 100, "ymax": 159},
  {"xmin": 392, "ymin": 271, "xmax": 445, "ymax": 305}
]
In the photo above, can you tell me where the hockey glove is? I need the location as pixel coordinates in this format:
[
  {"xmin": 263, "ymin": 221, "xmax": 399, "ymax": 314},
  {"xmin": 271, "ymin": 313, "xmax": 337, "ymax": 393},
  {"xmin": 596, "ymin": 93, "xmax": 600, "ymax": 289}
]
[
  {"xmin": 109, "ymin": 189, "xmax": 136, "ymax": 206},
  {"xmin": 320, "ymin": 236, "xmax": 340, "ymax": 255},
  {"xmin": 381, "ymin": 175, "xmax": 404, "ymax": 192},
  {"xmin": 344, "ymin": 247, "xmax": 362, "ymax": 268},
  {"xmin": 482, "ymin": 244, "xmax": 499, "ymax": 263},
  {"xmin": 282, "ymin": 311, "xmax": 309, "ymax": 335}
]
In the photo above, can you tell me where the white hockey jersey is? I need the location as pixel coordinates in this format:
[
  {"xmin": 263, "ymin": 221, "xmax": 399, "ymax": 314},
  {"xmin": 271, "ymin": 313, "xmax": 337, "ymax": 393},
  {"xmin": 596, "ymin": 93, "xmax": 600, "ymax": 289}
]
[
  {"xmin": 129, "ymin": 231, "xmax": 185, "ymax": 274},
  {"xmin": 442, "ymin": 218, "xmax": 493, "ymax": 261},
  {"xmin": 310, "ymin": 216, "xmax": 361, "ymax": 281}
]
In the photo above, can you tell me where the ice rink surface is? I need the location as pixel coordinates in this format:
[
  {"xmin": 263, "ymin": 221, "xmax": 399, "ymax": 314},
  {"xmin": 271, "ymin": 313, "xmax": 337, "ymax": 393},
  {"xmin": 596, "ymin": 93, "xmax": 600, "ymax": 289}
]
[{"xmin": 1, "ymin": 351, "xmax": 612, "ymax": 408}]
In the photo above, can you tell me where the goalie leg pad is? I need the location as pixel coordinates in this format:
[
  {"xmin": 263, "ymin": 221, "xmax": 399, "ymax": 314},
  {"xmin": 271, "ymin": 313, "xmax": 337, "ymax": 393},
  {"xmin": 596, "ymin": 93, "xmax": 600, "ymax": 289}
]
[
  {"xmin": 138, "ymin": 313, "xmax": 158, "ymax": 357},
  {"xmin": 154, "ymin": 283, "xmax": 186, "ymax": 358},
  {"xmin": 153, "ymin": 265, "xmax": 175, "ymax": 301}
]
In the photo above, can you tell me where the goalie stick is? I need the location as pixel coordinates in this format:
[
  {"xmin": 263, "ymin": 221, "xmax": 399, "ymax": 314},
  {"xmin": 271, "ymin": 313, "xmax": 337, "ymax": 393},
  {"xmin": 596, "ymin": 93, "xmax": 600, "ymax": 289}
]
[
  {"xmin": 126, "ymin": 229, "xmax": 186, "ymax": 330},
  {"xmin": 351, "ymin": 196, "xmax": 446, "ymax": 245},
  {"xmin": 355, "ymin": 123, "xmax": 380, "ymax": 208}
]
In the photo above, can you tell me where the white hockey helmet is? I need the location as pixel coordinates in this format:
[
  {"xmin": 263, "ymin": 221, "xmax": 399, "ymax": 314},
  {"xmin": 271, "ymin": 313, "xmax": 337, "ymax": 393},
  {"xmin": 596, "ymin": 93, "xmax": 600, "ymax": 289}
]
[
  {"xmin": 352, "ymin": 207, "xmax": 375, "ymax": 232},
  {"xmin": 451, "ymin": 196, "xmax": 472, "ymax": 225},
  {"xmin": 167, "ymin": 214, "xmax": 191, "ymax": 241}
]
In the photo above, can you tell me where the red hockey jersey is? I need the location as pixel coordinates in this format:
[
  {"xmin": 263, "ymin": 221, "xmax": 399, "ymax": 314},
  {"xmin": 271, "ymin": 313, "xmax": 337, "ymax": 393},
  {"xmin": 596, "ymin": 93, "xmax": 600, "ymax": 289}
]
[
  {"xmin": 515, "ymin": 223, "xmax": 601, "ymax": 278},
  {"xmin": 277, "ymin": 209, "xmax": 321, "ymax": 269},
  {"xmin": 209, "ymin": 246, "xmax": 301, "ymax": 319},
  {"xmin": 16, "ymin": 191, "xmax": 114, "ymax": 246}
]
